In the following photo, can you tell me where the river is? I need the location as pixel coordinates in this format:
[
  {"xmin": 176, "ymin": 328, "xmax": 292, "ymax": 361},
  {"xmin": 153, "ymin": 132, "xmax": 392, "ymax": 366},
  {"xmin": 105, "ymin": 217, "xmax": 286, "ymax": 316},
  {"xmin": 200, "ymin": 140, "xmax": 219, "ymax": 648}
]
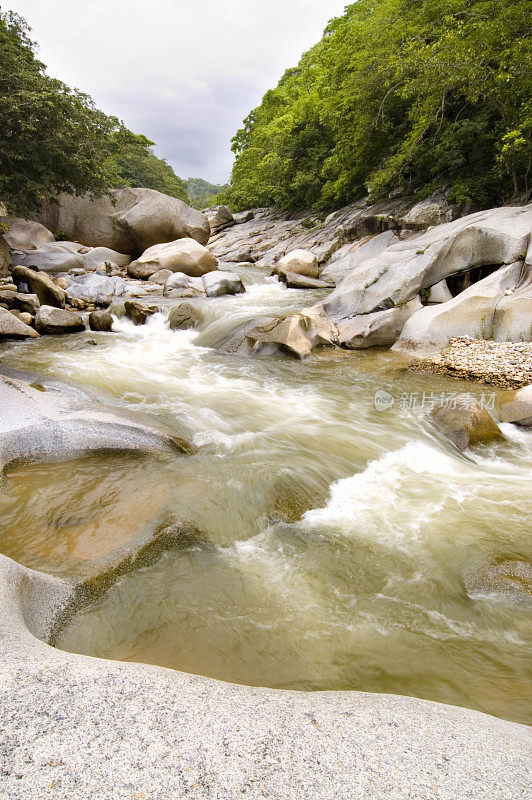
[{"xmin": 0, "ymin": 263, "xmax": 531, "ymax": 724}]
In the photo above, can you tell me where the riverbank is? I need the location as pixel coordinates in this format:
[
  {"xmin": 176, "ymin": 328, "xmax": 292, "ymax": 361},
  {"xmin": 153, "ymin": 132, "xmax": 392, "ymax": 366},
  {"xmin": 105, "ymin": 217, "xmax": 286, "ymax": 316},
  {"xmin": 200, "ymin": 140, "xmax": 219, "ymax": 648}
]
[{"xmin": 412, "ymin": 338, "xmax": 532, "ymax": 389}]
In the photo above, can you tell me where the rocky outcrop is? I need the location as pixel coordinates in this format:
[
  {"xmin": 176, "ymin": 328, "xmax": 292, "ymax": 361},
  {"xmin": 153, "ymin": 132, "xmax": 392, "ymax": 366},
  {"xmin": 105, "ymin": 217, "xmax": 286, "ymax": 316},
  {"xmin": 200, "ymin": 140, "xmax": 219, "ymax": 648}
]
[
  {"xmin": 322, "ymin": 206, "xmax": 531, "ymax": 323},
  {"xmin": 39, "ymin": 187, "xmax": 210, "ymax": 254},
  {"xmin": 394, "ymin": 262, "xmax": 532, "ymax": 358},
  {"xmin": 0, "ymin": 306, "xmax": 39, "ymax": 339},
  {"xmin": 34, "ymin": 306, "xmax": 85, "ymax": 335},
  {"xmin": 205, "ymin": 205, "xmax": 234, "ymax": 233},
  {"xmin": 429, "ymin": 394, "xmax": 504, "ymax": 451},
  {"xmin": 0, "ymin": 552, "xmax": 528, "ymax": 800},
  {"xmin": 0, "ymin": 366, "xmax": 192, "ymax": 470},
  {"xmin": 336, "ymin": 298, "xmax": 422, "ymax": 348},
  {"xmin": 397, "ymin": 193, "xmax": 459, "ymax": 229},
  {"xmin": 128, "ymin": 238, "xmax": 218, "ymax": 279}
]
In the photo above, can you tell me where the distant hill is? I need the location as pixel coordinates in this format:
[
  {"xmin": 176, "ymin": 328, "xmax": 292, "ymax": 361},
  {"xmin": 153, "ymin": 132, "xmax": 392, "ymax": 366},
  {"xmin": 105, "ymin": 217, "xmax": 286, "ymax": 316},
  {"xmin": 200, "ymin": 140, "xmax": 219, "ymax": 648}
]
[{"xmin": 185, "ymin": 178, "xmax": 229, "ymax": 210}]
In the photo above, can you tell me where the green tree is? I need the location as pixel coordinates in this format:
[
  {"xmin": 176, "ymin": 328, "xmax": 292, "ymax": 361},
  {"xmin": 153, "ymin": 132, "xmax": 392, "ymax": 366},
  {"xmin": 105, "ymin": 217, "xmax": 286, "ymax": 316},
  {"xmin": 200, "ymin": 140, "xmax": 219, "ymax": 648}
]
[
  {"xmin": 0, "ymin": 9, "xmax": 119, "ymax": 215},
  {"xmin": 224, "ymin": 0, "xmax": 532, "ymax": 212}
]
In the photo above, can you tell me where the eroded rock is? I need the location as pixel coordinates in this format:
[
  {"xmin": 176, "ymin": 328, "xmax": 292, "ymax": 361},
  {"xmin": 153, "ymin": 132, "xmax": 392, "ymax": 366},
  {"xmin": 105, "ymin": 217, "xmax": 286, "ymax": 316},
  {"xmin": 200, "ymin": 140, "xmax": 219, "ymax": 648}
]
[
  {"xmin": 35, "ymin": 305, "xmax": 85, "ymax": 335},
  {"xmin": 12, "ymin": 265, "xmax": 66, "ymax": 308}
]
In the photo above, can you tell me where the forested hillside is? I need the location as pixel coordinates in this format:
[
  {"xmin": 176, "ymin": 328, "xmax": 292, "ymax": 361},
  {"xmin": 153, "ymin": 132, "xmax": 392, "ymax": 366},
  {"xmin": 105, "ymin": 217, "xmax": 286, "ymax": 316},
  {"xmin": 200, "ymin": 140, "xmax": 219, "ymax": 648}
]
[
  {"xmin": 185, "ymin": 178, "xmax": 229, "ymax": 209},
  {"xmin": 0, "ymin": 10, "xmax": 188, "ymax": 215},
  {"xmin": 222, "ymin": 0, "xmax": 531, "ymax": 212}
]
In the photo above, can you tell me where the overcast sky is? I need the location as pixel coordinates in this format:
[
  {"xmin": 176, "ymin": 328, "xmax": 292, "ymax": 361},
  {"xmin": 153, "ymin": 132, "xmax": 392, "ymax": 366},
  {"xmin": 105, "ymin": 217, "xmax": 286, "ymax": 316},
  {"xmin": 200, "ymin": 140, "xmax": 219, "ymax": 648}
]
[{"xmin": 7, "ymin": 0, "xmax": 348, "ymax": 184}]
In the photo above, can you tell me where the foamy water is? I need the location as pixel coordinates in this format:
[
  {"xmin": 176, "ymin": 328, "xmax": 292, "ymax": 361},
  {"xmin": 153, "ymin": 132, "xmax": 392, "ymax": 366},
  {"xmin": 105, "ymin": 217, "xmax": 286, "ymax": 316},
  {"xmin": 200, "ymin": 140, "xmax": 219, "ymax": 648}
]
[{"xmin": 0, "ymin": 263, "xmax": 530, "ymax": 723}]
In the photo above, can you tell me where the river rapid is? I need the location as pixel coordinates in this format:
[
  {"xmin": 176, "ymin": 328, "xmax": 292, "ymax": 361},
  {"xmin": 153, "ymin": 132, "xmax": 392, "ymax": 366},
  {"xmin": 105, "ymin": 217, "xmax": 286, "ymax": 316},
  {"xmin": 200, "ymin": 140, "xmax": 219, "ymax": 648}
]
[{"xmin": 0, "ymin": 263, "xmax": 531, "ymax": 724}]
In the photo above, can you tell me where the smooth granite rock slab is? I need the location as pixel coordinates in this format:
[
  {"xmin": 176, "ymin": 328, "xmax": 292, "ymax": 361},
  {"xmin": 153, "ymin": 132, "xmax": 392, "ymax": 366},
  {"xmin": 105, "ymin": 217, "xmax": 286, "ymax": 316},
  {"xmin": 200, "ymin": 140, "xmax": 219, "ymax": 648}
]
[{"xmin": 0, "ymin": 554, "xmax": 529, "ymax": 800}]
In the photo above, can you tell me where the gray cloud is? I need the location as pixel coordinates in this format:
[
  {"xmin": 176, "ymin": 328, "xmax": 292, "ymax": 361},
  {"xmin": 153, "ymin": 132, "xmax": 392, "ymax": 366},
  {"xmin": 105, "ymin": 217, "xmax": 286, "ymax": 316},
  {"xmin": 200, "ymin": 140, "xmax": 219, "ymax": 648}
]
[{"xmin": 8, "ymin": 0, "xmax": 348, "ymax": 182}]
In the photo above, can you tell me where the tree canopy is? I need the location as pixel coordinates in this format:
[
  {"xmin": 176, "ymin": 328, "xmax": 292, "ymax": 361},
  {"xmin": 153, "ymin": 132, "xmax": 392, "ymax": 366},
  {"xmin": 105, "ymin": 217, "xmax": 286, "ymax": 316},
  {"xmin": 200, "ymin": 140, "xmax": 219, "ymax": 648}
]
[
  {"xmin": 0, "ymin": 9, "xmax": 187, "ymax": 215},
  {"xmin": 222, "ymin": 0, "xmax": 532, "ymax": 212}
]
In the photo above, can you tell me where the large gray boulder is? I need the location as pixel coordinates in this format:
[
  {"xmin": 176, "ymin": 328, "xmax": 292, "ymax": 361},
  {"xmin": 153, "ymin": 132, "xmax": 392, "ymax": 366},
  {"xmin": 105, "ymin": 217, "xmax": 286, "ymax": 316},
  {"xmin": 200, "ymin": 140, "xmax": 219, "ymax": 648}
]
[
  {"xmin": 202, "ymin": 270, "xmax": 245, "ymax": 297},
  {"xmin": 12, "ymin": 248, "xmax": 85, "ymax": 274},
  {"xmin": 336, "ymin": 298, "xmax": 422, "ymax": 348},
  {"xmin": 163, "ymin": 272, "xmax": 205, "ymax": 298},
  {"xmin": 394, "ymin": 262, "xmax": 532, "ymax": 358},
  {"xmin": 0, "ymin": 367, "xmax": 191, "ymax": 470},
  {"xmin": 39, "ymin": 187, "xmax": 210, "ymax": 254},
  {"xmin": 66, "ymin": 274, "xmax": 119, "ymax": 307},
  {"xmin": 82, "ymin": 246, "xmax": 131, "ymax": 270},
  {"xmin": 12, "ymin": 265, "xmax": 66, "ymax": 308},
  {"xmin": 323, "ymin": 205, "xmax": 532, "ymax": 322},
  {"xmin": 398, "ymin": 193, "xmax": 459, "ymax": 229},
  {"xmin": 0, "ymin": 307, "xmax": 39, "ymax": 339},
  {"xmin": 35, "ymin": 305, "xmax": 85, "ymax": 335},
  {"xmin": 128, "ymin": 238, "xmax": 218, "ymax": 279}
]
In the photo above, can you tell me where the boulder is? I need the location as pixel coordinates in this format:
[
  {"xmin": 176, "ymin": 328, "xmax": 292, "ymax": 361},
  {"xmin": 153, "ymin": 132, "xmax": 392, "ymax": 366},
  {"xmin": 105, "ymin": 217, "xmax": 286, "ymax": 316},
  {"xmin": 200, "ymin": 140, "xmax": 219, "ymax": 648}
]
[
  {"xmin": 0, "ymin": 307, "xmax": 39, "ymax": 338},
  {"xmin": 212, "ymin": 310, "xmax": 334, "ymax": 359},
  {"xmin": 128, "ymin": 238, "xmax": 218, "ymax": 279},
  {"xmin": 398, "ymin": 194, "xmax": 458, "ymax": 229},
  {"xmin": 149, "ymin": 268, "xmax": 173, "ymax": 285},
  {"xmin": 123, "ymin": 300, "xmax": 159, "ymax": 326},
  {"xmin": 0, "ymin": 291, "xmax": 39, "ymax": 315},
  {"xmin": 427, "ymin": 279, "xmax": 453, "ymax": 304},
  {"xmin": 163, "ymin": 272, "xmax": 205, "ymax": 298},
  {"xmin": 12, "ymin": 248, "xmax": 85, "ymax": 274},
  {"xmin": 12, "ymin": 265, "xmax": 66, "ymax": 308},
  {"xmin": 323, "ymin": 206, "xmax": 532, "ymax": 323},
  {"xmin": 0, "ymin": 366, "xmax": 192, "ymax": 471},
  {"xmin": 336, "ymin": 298, "xmax": 422, "ymax": 348},
  {"xmin": 35, "ymin": 306, "xmax": 85, "ymax": 335},
  {"xmin": 429, "ymin": 394, "xmax": 504, "ymax": 451},
  {"xmin": 394, "ymin": 262, "xmax": 532, "ymax": 358},
  {"xmin": 202, "ymin": 270, "xmax": 245, "ymax": 297},
  {"xmin": 206, "ymin": 205, "xmax": 234, "ymax": 233},
  {"xmin": 0, "ymin": 235, "xmax": 11, "ymax": 277},
  {"xmin": 89, "ymin": 310, "xmax": 114, "ymax": 332},
  {"xmin": 465, "ymin": 559, "xmax": 532, "ymax": 607},
  {"xmin": 2, "ymin": 218, "xmax": 55, "ymax": 250},
  {"xmin": 276, "ymin": 270, "xmax": 333, "ymax": 289},
  {"xmin": 66, "ymin": 274, "xmax": 118, "ymax": 307},
  {"xmin": 499, "ymin": 384, "xmax": 532, "ymax": 427},
  {"xmin": 277, "ymin": 249, "xmax": 319, "ymax": 279},
  {"xmin": 233, "ymin": 210, "xmax": 254, "ymax": 224},
  {"xmin": 321, "ymin": 230, "xmax": 399, "ymax": 285},
  {"xmin": 168, "ymin": 302, "xmax": 203, "ymax": 330},
  {"xmin": 15, "ymin": 311, "xmax": 33, "ymax": 326},
  {"xmin": 83, "ymin": 247, "xmax": 131, "ymax": 270},
  {"xmin": 39, "ymin": 187, "xmax": 210, "ymax": 254}
]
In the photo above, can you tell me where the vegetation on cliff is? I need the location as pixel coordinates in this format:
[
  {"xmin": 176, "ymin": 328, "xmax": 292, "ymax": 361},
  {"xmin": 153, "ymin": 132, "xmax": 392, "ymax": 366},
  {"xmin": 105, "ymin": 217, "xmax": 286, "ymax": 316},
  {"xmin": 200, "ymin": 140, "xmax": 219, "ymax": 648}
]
[
  {"xmin": 222, "ymin": 0, "xmax": 531, "ymax": 212},
  {"xmin": 0, "ymin": 10, "xmax": 187, "ymax": 215}
]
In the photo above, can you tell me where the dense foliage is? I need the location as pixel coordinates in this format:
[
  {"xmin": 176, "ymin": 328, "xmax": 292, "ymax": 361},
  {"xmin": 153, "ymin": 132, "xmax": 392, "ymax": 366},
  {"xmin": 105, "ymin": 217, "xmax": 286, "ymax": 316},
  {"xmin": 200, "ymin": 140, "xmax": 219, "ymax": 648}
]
[
  {"xmin": 185, "ymin": 177, "xmax": 229, "ymax": 209},
  {"xmin": 0, "ymin": 10, "xmax": 187, "ymax": 215},
  {"xmin": 222, "ymin": 0, "xmax": 532, "ymax": 212}
]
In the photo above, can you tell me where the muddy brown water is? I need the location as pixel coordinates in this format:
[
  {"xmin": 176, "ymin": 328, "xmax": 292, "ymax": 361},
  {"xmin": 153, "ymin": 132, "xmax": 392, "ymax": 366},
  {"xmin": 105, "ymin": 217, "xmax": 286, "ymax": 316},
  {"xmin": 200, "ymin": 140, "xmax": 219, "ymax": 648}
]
[{"xmin": 1, "ymin": 265, "xmax": 531, "ymax": 724}]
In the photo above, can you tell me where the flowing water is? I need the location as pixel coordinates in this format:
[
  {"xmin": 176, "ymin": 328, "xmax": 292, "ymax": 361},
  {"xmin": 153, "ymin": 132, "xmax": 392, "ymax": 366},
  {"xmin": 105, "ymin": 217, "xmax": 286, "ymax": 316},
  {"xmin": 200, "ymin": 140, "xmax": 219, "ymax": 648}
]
[{"xmin": 0, "ymin": 264, "xmax": 531, "ymax": 724}]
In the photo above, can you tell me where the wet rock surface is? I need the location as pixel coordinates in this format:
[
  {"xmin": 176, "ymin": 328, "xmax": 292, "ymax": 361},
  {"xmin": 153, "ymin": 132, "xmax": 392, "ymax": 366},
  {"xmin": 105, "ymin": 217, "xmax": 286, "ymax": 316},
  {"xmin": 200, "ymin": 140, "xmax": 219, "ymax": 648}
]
[
  {"xmin": 465, "ymin": 559, "xmax": 532, "ymax": 607},
  {"xmin": 429, "ymin": 393, "xmax": 504, "ymax": 450}
]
